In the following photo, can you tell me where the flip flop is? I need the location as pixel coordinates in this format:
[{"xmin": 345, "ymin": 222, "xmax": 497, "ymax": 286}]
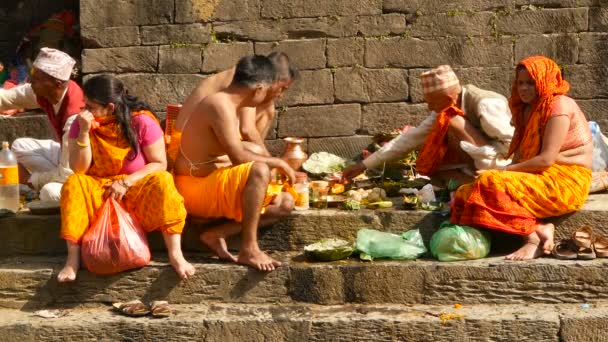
[
  {"xmin": 150, "ymin": 300, "xmax": 171, "ymax": 318},
  {"xmin": 572, "ymin": 226, "xmax": 596, "ymax": 260},
  {"xmin": 112, "ymin": 300, "xmax": 150, "ymax": 317},
  {"xmin": 594, "ymin": 235, "xmax": 608, "ymax": 258},
  {"xmin": 552, "ymin": 239, "xmax": 577, "ymax": 260},
  {"xmin": 572, "ymin": 226, "xmax": 594, "ymax": 249}
]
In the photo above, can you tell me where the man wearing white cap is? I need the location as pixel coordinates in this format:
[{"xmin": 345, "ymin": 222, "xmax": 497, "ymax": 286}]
[
  {"xmin": 0, "ymin": 47, "xmax": 84, "ymax": 201},
  {"xmin": 343, "ymin": 65, "xmax": 514, "ymax": 185}
]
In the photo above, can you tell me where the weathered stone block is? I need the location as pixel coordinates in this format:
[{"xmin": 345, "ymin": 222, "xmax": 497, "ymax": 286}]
[
  {"xmin": 116, "ymin": 74, "xmax": 205, "ymax": 112},
  {"xmin": 365, "ymin": 37, "xmax": 512, "ymax": 69},
  {"xmin": 577, "ymin": 100, "xmax": 608, "ymax": 130},
  {"xmin": 202, "ymin": 42, "xmax": 254, "ymax": 73},
  {"xmin": 409, "ymin": 12, "xmax": 492, "ymax": 37},
  {"xmin": 383, "ymin": 0, "xmax": 507, "ymax": 13},
  {"xmin": 213, "ymin": 14, "xmax": 406, "ymax": 42},
  {"xmin": 255, "ymin": 39, "xmax": 326, "ymax": 70},
  {"xmin": 277, "ymin": 70, "xmax": 334, "ymax": 107},
  {"xmin": 277, "ymin": 104, "xmax": 360, "ymax": 138},
  {"xmin": 159, "ymin": 45, "xmax": 202, "ymax": 73},
  {"xmin": 590, "ymin": 7, "xmax": 608, "ymax": 32},
  {"xmin": 578, "ymin": 33, "xmax": 608, "ymax": 64},
  {"xmin": 307, "ymin": 135, "xmax": 372, "ymax": 159},
  {"xmin": 175, "ymin": 0, "xmax": 261, "ymax": 23},
  {"xmin": 80, "ymin": 0, "xmax": 173, "ymax": 28},
  {"xmin": 384, "ymin": 0, "xmax": 597, "ymax": 14},
  {"xmin": 82, "ymin": 47, "xmax": 158, "ymax": 73},
  {"xmin": 80, "ymin": 27, "xmax": 140, "ymax": 48},
  {"xmin": 327, "ymin": 38, "xmax": 365, "ymax": 67},
  {"xmin": 0, "ymin": 113, "xmax": 55, "ymax": 143},
  {"xmin": 497, "ymin": 8, "xmax": 588, "ymax": 35},
  {"xmin": 141, "ymin": 24, "xmax": 211, "ymax": 45},
  {"xmin": 361, "ymin": 103, "xmax": 429, "ymax": 134},
  {"xmin": 561, "ymin": 308, "xmax": 608, "ymax": 342},
  {"xmin": 261, "ymin": 0, "xmax": 381, "ymax": 18},
  {"xmin": 515, "ymin": 34, "xmax": 578, "ymax": 65},
  {"xmin": 409, "ymin": 67, "xmax": 513, "ymax": 103},
  {"xmin": 563, "ymin": 64, "xmax": 608, "ymax": 99},
  {"xmin": 334, "ymin": 68, "xmax": 408, "ymax": 103}
]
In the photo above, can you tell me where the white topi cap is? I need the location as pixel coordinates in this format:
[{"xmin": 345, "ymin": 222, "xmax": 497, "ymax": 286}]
[{"xmin": 32, "ymin": 47, "xmax": 75, "ymax": 81}]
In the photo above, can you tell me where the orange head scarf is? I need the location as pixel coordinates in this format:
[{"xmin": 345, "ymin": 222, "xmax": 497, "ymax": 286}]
[
  {"xmin": 416, "ymin": 105, "xmax": 465, "ymax": 175},
  {"xmin": 507, "ymin": 56, "xmax": 570, "ymax": 161},
  {"xmin": 87, "ymin": 110, "xmax": 158, "ymax": 178}
]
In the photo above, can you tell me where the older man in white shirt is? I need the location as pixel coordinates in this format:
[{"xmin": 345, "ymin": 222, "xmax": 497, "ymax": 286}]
[
  {"xmin": 343, "ymin": 65, "xmax": 514, "ymax": 185},
  {"xmin": 0, "ymin": 48, "xmax": 84, "ymax": 201}
]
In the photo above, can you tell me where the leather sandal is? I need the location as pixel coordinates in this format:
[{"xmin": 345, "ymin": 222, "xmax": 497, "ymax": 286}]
[
  {"xmin": 594, "ymin": 235, "xmax": 608, "ymax": 258},
  {"xmin": 150, "ymin": 300, "xmax": 171, "ymax": 318},
  {"xmin": 552, "ymin": 239, "xmax": 577, "ymax": 260},
  {"xmin": 572, "ymin": 226, "xmax": 596, "ymax": 260},
  {"xmin": 112, "ymin": 300, "xmax": 150, "ymax": 317}
]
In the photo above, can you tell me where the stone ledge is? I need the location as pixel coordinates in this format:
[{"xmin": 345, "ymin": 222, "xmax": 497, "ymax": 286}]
[
  {"xmin": 2, "ymin": 256, "xmax": 608, "ymax": 309},
  {"xmin": 3, "ymin": 194, "xmax": 608, "ymax": 255},
  {"xmin": 6, "ymin": 302, "xmax": 598, "ymax": 341}
]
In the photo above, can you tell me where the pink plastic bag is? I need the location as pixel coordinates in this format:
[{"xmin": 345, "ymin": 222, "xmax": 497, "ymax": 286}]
[{"xmin": 81, "ymin": 197, "xmax": 151, "ymax": 275}]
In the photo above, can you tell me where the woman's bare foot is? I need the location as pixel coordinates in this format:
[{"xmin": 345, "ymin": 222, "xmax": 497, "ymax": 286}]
[
  {"xmin": 536, "ymin": 223, "xmax": 555, "ymax": 255},
  {"xmin": 200, "ymin": 231, "xmax": 237, "ymax": 262},
  {"xmin": 169, "ymin": 253, "xmax": 196, "ymax": 280},
  {"xmin": 57, "ymin": 257, "xmax": 79, "ymax": 283},
  {"xmin": 237, "ymin": 247, "xmax": 282, "ymax": 272},
  {"xmin": 505, "ymin": 232, "xmax": 544, "ymax": 261}
]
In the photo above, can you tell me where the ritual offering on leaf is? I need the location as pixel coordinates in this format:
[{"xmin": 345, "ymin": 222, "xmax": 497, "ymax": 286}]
[
  {"xmin": 304, "ymin": 238, "xmax": 355, "ymax": 261},
  {"xmin": 303, "ymin": 152, "xmax": 347, "ymax": 175}
]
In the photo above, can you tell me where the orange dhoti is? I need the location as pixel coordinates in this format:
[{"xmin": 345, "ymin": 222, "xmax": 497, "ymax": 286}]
[
  {"xmin": 60, "ymin": 171, "xmax": 187, "ymax": 243},
  {"xmin": 450, "ymin": 164, "xmax": 591, "ymax": 235},
  {"xmin": 174, "ymin": 162, "xmax": 290, "ymax": 222}
]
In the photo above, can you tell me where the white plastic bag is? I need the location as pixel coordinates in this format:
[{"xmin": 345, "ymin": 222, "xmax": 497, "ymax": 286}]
[{"xmin": 589, "ymin": 121, "xmax": 608, "ymax": 172}]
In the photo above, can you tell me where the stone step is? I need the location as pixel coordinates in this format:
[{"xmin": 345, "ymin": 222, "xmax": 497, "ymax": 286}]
[
  {"xmin": 0, "ymin": 302, "xmax": 601, "ymax": 341},
  {"xmin": 3, "ymin": 194, "xmax": 608, "ymax": 255},
  {"xmin": 2, "ymin": 255, "xmax": 608, "ymax": 309}
]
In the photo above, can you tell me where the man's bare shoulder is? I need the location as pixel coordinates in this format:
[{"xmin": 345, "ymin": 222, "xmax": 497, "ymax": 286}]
[{"xmin": 197, "ymin": 92, "xmax": 235, "ymax": 118}]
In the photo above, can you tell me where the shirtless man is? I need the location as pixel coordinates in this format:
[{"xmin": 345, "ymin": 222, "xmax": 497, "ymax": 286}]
[
  {"xmin": 173, "ymin": 55, "xmax": 296, "ymax": 272},
  {"xmin": 174, "ymin": 52, "xmax": 297, "ymax": 157}
]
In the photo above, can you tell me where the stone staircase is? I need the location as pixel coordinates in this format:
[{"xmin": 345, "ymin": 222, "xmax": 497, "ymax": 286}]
[{"xmin": 1, "ymin": 195, "xmax": 608, "ymax": 341}]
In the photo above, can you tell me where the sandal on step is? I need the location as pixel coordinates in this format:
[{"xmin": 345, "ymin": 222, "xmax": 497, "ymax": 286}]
[
  {"xmin": 572, "ymin": 226, "xmax": 596, "ymax": 260},
  {"xmin": 150, "ymin": 301, "xmax": 171, "ymax": 318},
  {"xmin": 112, "ymin": 300, "xmax": 150, "ymax": 317},
  {"xmin": 552, "ymin": 239, "xmax": 577, "ymax": 260},
  {"xmin": 594, "ymin": 235, "xmax": 608, "ymax": 258}
]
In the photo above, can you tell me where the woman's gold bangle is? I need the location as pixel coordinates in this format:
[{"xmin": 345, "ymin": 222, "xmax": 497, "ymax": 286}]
[{"xmin": 75, "ymin": 139, "xmax": 89, "ymax": 148}]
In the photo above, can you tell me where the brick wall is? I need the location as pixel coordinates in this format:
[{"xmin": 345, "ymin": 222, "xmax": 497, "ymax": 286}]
[{"xmin": 80, "ymin": 0, "xmax": 608, "ymax": 158}]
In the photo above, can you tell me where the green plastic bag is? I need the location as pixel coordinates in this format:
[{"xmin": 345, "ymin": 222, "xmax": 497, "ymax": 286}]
[
  {"xmin": 356, "ymin": 228, "xmax": 427, "ymax": 261},
  {"xmin": 430, "ymin": 221, "xmax": 491, "ymax": 261}
]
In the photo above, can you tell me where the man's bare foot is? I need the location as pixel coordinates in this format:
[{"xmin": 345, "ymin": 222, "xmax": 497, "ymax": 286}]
[
  {"xmin": 57, "ymin": 259, "xmax": 79, "ymax": 283},
  {"xmin": 237, "ymin": 247, "xmax": 282, "ymax": 272},
  {"xmin": 169, "ymin": 253, "xmax": 196, "ymax": 280},
  {"xmin": 506, "ymin": 232, "xmax": 543, "ymax": 261},
  {"xmin": 200, "ymin": 231, "xmax": 237, "ymax": 262},
  {"xmin": 536, "ymin": 223, "xmax": 555, "ymax": 255}
]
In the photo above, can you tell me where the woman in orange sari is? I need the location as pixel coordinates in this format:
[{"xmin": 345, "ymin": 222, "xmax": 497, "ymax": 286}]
[
  {"xmin": 57, "ymin": 75, "xmax": 194, "ymax": 282},
  {"xmin": 451, "ymin": 56, "xmax": 593, "ymax": 260}
]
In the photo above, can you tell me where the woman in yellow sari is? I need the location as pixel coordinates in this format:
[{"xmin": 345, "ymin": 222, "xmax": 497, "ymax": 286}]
[
  {"xmin": 57, "ymin": 75, "xmax": 194, "ymax": 282},
  {"xmin": 451, "ymin": 56, "xmax": 592, "ymax": 260}
]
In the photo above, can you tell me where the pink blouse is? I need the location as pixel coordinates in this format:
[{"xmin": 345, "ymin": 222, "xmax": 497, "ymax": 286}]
[
  {"xmin": 69, "ymin": 114, "xmax": 163, "ymax": 174},
  {"xmin": 550, "ymin": 95, "xmax": 592, "ymax": 151}
]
